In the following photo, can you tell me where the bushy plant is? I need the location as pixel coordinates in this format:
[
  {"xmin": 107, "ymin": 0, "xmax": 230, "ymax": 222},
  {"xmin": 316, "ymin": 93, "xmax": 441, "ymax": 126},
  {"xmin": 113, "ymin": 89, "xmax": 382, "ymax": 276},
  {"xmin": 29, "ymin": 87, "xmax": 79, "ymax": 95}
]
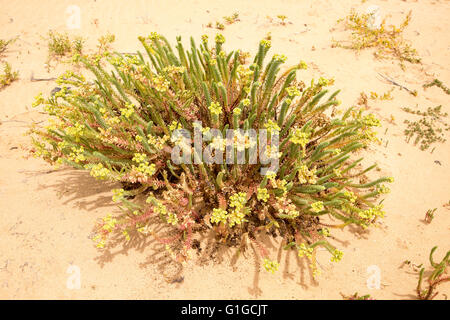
[
  {"xmin": 332, "ymin": 10, "xmax": 420, "ymax": 69},
  {"xmin": 0, "ymin": 37, "xmax": 16, "ymax": 55},
  {"xmin": 28, "ymin": 33, "xmax": 392, "ymax": 276},
  {"xmin": 0, "ymin": 62, "xmax": 19, "ymax": 89}
]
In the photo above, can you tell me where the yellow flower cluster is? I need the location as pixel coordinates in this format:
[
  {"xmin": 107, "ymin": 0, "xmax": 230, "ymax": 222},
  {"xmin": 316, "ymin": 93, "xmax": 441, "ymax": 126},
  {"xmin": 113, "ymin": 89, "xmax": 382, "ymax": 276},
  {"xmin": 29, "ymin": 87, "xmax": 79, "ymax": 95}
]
[
  {"xmin": 228, "ymin": 192, "xmax": 249, "ymax": 227},
  {"xmin": 298, "ymin": 60, "xmax": 308, "ymax": 70},
  {"xmin": 274, "ymin": 197, "xmax": 299, "ymax": 218},
  {"xmin": 310, "ymin": 201, "xmax": 324, "ymax": 213},
  {"xmin": 146, "ymin": 196, "xmax": 178, "ymax": 226},
  {"xmin": 215, "ymin": 34, "xmax": 225, "ymax": 44},
  {"xmin": 330, "ymin": 249, "xmax": 344, "ymax": 262},
  {"xmin": 66, "ymin": 123, "xmax": 86, "ymax": 142},
  {"xmin": 120, "ymin": 103, "xmax": 135, "ymax": 119},
  {"xmin": 163, "ymin": 65, "xmax": 186, "ymax": 75},
  {"xmin": 132, "ymin": 153, "xmax": 156, "ymax": 177},
  {"xmin": 89, "ymin": 163, "xmax": 110, "ymax": 180},
  {"xmin": 273, "ymin": 54, "xmax": 287, "ymax": 63},
  {"xmin": 236, "ymin": 65, "xmax": 253, "ymax": 81},
  {"xmin": 208, "ymin": 102, "xmax": 222, "ymax": 116},
  {"xmin": 169, "ymin": 120, "xmax": 182, "ymax": 132},
  {"xmin": 362, "ymin": 113, "xmax": 381, "ymax": 127},
  {"xmin": 297, "ymin": 243, "xmax": 313, "ymax": 259},
  {"xmin": 343, "ymin": 190, "xmax": 357, "ymax": 203},
  {"xmin": 318, "ymin": 77, "xmax": 332, "ymax": 86},
  {"xmin": 358, "ymin": 204, "xmax": 385, "ymax": 220},
  {"xmin": 148, "ymin": 32, "xmax": 160, "ymax": 41},
  {"xmin": 333, "ymin": 168, "xmax": 342, "ymax": 177},
  {"xmin": 231, "ymin": 131, "xmax": 256, "ymax": 151},
  {"xmin": 319, "ymin": 227, "xmax": 331, "ymax": 237},
  {"xmin": 68, "ymin": 146, "xmax": 86, "ymax": 163},
  {"xmin": 153, "ymin": 75, "xmax": 170, "ymax": 92},
  {"xmin": 271, "ymin": 179, "xmax": 288, "ymax": 196},
  {"xmin": 112, "ymin": 188, "xmax": 125, "ymax": 202},
  {"xmin": 242, "ymin": 98, "xmax": 250, "ymax": 106},
  {"xmin": 285, "ymin": 86, "xmax": 301, "ymax": 97},
  {"xmin": 167, "ymin": 212, "xmax": 179, "ymax": 226},
  {"xmin": 297, "ymin": 165, "xmax": 317, "ymax": 184},
  {"xmin": 264, "ymin": 119, "xmax": 280, "ymax": 134},
  {"xmin": 257, "ymin": 187, "xmax": 269, "ymax": 202},
  {"xmin": 210, "ymin": 208, "xmax": 228, "ymax": 224},
  {"xmin": 93, "ymin": 214, "xmax": 118, "ymax": 248},
  {"xmin": 266, "ymin": 170, "xmax": 277, "ymax": 181},
  {"xmin": 263, "ymin": 258, "xmax": 279, "ymax": 274},
  {"xmin": 290, "ymin": 129, "xmax": 310, "ymax": 149},
  {"xmin": 147, "ymin": 134, "xmax": 169, "ymax": 151},
  {"xmin": 260, "ymin": 39, "xmax": 271, "ymax": 49},
  {"xmin": 32, "ymin": 92, "xmax": 44, "ymax": 108}
]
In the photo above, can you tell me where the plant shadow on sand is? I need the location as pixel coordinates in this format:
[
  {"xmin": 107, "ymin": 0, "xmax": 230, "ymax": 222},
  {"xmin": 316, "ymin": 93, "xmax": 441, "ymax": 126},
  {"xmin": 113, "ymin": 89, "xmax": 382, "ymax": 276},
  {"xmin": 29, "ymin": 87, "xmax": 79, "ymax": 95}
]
[
  {"xmin": 34, "ymin": 168, "xmax": 120, "ymax": 211},
  {"xmin": 30, "ymin": 166, "xmax": 374, "ymax": 296}
]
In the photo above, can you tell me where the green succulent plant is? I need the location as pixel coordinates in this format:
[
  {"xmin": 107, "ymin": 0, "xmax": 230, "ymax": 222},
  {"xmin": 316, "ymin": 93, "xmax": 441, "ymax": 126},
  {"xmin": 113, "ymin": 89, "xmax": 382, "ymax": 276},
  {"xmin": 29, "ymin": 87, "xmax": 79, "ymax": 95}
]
[{"xmin": 29, "ymin": 32, "xmax": 392, "ymax": 276}]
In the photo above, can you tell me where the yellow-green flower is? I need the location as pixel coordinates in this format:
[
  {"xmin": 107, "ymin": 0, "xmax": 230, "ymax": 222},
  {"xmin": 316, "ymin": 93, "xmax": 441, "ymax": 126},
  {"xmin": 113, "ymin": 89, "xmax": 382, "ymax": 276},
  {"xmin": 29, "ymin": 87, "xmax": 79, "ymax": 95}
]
[
  {"xmin": 257, "ymin": 187, "xmax": 269, "ymax": 202},
  {"xmin": 242, "ymin": 98, "xmax": 250, "ymax": 106},
  {"xmin": 263, "ymin": 258, "xmax": 279, "ymax": 274},
  {"xmin": 112, "ymin": 188, "xmax": 125, "ymax": 202},
  {"xmin": 298, "ymin": 60, "xmax": 308, "ymax": 70},
  {"xmin": 285, "ymin": 86, "xmax": 300, "ymax": 97},
  {"xmin": 331, "ymin": 249, "xmax": 343, "ymax": 262},
  {"xmin": 298, "ymin": 165, "xmax": 317, "ymax": 184},
  {"xmin": 229, "ymin": 192, "xmax": 247, "ymax": 210},
  {"xmin": 264, "ymin": 119, "xmax": 281, "ymax": 134},
  {"xmin": 167, "ymin": 212, "xmax": 178, "ymax": 225},
  {"xmin": 215, "ymin": 34, "xmax": 225, "ymax": 44},
  {"xmin": 208, "ymin": 101, "xmax": 222, "ymax": 116},
  {"xmin": 311, "ymin": 201, "xmax": 324, "ymax": 213},
  {"xmin": 211, "ymin": 208, "xmax": 228, "ymax": 224},
  {"xmin": 260, "ymin": 39, "xmax": 271, "ymax": 49},
  {"xmin": 297, "ymin": 243, "xmax": 313, "ymax": 259},
  {"xmin": 319, "ymin": 227, "xmax": 330, "ymax": 237},
  {"xmin": 290, "ymin": 129, "xmax": 310, "ymax": 149}
]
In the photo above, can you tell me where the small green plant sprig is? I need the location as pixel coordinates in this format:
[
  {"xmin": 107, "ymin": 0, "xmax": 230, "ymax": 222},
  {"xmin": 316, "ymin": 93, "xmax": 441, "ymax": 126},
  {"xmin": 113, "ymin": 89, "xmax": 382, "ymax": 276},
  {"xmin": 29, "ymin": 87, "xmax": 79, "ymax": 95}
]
[
  {"xmin": 276, "ymin": 15, "xmax": 288, "ymax": 25},
  {"xmin": 402, "ymin": 105, "xmax": 449, "ymax": 151},
  {"xmin": 0, "ymin": 38, "xmax": 17, "ymax": 55},
  {"xmin": 46, "ymin": 31, "xmax": 85, "ymax": 69},
  {"xmin": 423, "ymin": 79, "xmax": 450, "ymax": 95},
  {"xmin": 207, "ymin": 12, "xmax": 240, "ymax": 31},
  {"xmin": 416, "ymin": 246, "xmax": 450, "ymax": 300},
  {"xmin": 223, "ymin": 12, "xmax": 240, "ymax": 25},
  {"xmin": 424, "ymin": 208, "xmax": 437, "ymax": 224},
  {"xmin": 29, "ymin": 33, "xmax": 392, "ymax": 276},
  {"xmin": 333, "ymin": 9, "xmax": 420, "ymax": 69},
  {"xmin": 341, "ymin": 292, "xmax": 374, "ymax": 300},
  {"xmin": 0, "ymin": 62, "xmax": 19, "ymax": 89},
  {"xmin": 47, "ymin": 30, "xmax": 84, "ymax": 57}
]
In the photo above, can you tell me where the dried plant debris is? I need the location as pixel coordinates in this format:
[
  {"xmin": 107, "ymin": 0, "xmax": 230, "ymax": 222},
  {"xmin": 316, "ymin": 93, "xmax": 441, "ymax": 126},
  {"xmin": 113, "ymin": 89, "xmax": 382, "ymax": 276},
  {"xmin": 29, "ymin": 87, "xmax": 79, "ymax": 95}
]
[{"xmin": 402, "ymin": 106, "xmax": 449, "ymax": 151}]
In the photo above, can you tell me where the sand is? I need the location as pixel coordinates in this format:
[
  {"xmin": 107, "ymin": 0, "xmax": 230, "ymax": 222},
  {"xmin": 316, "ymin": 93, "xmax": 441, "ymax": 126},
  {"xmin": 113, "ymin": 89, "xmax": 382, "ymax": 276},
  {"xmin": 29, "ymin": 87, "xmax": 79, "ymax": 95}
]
[{"xmin": 0, "ymin": 0, "xmax": 449, "ymax": 299}]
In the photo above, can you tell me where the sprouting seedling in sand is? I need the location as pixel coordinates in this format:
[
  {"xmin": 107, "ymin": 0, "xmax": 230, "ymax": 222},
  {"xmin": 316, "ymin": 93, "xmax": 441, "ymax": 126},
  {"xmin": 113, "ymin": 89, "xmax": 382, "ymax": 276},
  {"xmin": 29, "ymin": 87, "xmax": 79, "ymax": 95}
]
[{"xmin": 416, "ymin": 246, "xmax": 449, "ymax": 300}]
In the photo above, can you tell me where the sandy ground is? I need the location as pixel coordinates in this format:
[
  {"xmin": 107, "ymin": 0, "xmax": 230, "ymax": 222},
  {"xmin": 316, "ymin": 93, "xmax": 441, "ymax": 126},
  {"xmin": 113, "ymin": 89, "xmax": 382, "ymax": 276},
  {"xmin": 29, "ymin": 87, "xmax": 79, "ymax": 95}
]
[{"xmin": 0, "ymin": 0, "xmax": 449, "ymax": 299}]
